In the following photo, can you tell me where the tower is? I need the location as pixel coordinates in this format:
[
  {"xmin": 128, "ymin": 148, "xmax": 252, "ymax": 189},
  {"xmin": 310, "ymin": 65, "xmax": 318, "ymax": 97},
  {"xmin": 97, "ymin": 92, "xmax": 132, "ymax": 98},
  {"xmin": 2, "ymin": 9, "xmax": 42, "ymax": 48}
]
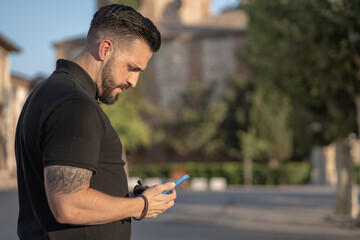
[
  {"xmin": 96, "ymin": 0, "xmax": 212, "ymax": 29},
  {"xmin": 138, "ymin": 0, "xmax": 211, "ymax": 28}
]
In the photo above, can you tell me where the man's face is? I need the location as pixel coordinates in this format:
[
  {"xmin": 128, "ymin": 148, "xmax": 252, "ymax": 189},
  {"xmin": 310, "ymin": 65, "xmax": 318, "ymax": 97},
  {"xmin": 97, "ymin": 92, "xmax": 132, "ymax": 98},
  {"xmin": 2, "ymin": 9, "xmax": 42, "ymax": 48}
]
[{"xmin": 98, "ymin": 39, "xmax": 153, "ymax": 104}]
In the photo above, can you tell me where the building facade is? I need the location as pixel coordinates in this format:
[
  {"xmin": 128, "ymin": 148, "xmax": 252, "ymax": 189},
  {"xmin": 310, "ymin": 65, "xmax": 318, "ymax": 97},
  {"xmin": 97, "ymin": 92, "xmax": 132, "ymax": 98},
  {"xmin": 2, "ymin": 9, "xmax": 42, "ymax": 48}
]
[
  {"xmin": 0, "ymin": 34, "xmax": 31, "ymax": 188},
  {"xmin": 54, "ymin": 0, "xmax": 248, "ymax": 109}
]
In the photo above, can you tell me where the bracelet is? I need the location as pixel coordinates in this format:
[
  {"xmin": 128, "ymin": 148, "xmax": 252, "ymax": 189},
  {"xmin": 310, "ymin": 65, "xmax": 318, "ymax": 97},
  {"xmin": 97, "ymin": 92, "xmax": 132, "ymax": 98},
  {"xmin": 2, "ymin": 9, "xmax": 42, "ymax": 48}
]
[{"xmin": 133, "ymin": 194, "xmax": 148, "ymax": 221}]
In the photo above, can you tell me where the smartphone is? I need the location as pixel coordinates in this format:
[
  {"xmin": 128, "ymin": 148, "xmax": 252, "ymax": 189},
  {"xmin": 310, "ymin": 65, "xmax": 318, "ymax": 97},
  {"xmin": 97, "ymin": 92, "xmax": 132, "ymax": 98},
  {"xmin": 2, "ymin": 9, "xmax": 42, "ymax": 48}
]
[{"xmin": 163, "ymin": 174, "xmax": 190, "ymax": 194}]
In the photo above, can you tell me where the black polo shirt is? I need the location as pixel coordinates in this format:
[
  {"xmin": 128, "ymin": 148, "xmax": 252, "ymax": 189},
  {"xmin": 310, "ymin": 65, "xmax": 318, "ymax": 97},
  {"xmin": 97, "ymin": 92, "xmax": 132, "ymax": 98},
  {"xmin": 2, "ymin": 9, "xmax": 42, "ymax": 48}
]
[{"xmin": 15, "ymin": 59, "xmax": 131, "ymax": 240}]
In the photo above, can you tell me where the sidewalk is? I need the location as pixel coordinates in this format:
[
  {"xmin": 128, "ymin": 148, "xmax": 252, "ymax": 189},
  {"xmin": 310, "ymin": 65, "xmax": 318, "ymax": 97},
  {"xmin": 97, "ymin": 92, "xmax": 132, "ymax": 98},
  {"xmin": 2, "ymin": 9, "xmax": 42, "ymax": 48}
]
[{"xmin": 156, "ymin": 186, "xmax": 360, "ymax": 240}]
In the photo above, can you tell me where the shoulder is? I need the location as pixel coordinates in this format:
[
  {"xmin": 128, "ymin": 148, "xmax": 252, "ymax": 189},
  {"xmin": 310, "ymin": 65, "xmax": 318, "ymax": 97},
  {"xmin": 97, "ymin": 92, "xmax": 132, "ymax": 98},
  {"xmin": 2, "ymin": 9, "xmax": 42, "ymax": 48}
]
[
  {"xmin": 35, "ymin": 74, "xmax": 105, "ymax": 130},
  {"xmin": 42, "ymin": 98, "xmax": 106, "ymax": 131}
]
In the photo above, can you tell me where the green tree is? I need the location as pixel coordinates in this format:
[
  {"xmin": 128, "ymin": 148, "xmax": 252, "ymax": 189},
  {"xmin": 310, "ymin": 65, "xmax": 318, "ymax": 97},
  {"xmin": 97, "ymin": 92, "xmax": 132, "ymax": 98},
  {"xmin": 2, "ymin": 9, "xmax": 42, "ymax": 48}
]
[
  {"xmin": 248, "ymin": 83, "xmax": 293, "ymax": 164},
  {"xmin": 242, "ymin": 0, "xmax": 360, "ymax": 219},
  {"xmin": 227, "ymin": 78, "xmax": 293, "ymax": 183},
  {"xmin": 165, "ymin": 82, "xmax": 228, "ymax": 158},
  {"xmin": 221, "ymin": 76, "xmax": 252, "ymax": 157},
  {"xmin": 102, "ymin": 77, "xmax": 162, "ymax": 153},
  {"xmin": 224, "ymin": 75, "xmax": 293, "ymax": 162}
]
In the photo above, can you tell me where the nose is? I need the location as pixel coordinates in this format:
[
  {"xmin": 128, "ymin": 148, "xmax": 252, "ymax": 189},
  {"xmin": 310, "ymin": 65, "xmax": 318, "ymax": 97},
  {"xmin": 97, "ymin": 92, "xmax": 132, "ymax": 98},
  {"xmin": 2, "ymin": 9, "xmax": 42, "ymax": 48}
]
[{"xmin": 127, "ymin": 73, "xmax": 140, "ymax": 88}]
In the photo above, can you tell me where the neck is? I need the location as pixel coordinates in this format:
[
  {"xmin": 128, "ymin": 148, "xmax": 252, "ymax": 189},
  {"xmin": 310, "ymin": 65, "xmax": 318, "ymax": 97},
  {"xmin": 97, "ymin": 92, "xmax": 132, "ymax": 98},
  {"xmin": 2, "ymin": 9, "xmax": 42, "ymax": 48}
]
[{"xmin": 73, "ymin": 50, "xmax": 101, "ymax": 85}]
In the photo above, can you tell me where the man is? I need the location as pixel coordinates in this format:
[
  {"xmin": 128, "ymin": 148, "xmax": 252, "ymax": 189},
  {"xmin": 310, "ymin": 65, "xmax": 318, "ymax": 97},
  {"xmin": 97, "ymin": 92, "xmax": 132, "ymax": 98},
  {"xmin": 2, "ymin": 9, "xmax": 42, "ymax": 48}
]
[{"xmin": 15, "ymin": 4, "xmax": 176, "ymax": 240}]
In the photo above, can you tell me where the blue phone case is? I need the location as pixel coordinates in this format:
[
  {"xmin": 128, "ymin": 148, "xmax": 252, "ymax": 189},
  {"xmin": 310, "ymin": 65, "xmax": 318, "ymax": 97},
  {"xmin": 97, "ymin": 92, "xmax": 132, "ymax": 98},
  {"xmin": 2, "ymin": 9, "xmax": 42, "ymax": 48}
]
[{"xmin": 162, "ymin": 174, "xmax": 190, "ymax": 194}]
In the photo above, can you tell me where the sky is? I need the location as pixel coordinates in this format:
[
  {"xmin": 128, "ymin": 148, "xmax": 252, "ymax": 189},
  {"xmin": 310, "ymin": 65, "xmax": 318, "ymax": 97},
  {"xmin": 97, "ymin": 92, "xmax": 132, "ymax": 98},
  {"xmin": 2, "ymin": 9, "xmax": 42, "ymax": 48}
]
[{"xmin": 0, "ymin": 0, "xmax": 239, "ymax": 79}]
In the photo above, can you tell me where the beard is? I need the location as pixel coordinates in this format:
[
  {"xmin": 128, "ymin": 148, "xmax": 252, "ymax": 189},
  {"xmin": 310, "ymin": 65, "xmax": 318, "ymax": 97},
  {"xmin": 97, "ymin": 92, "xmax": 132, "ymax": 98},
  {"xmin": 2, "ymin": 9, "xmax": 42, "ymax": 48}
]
[{"xmin": 98, "ymin": 57, "xmax": 129, "ymax": 105}]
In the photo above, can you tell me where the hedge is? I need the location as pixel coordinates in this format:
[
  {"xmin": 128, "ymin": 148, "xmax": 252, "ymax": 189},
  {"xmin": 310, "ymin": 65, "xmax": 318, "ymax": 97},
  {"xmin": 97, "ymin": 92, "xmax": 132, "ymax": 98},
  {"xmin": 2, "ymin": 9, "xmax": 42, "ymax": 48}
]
[{"xmin": 129, "ymin": 161, "xmax": 312, "ymax": 185}]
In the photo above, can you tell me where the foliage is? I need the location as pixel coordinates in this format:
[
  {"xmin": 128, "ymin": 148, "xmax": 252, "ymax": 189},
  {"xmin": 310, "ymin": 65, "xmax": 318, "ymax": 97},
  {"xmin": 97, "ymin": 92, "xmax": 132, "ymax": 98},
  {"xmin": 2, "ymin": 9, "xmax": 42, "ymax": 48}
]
[
  {"xmin": 103, "ymin": 78, "xmax": 227, "ymax": 158},
  {"xmin": 225, "ymin": 75, "xmax": 294, "ymax": 163},
  {"xmin": 237, "ymin": 127, "xmax": 267, "ymax": 160},
  {"xmin": 241, "ymin": 1, "xmax": 360, "ymax": 217},
  {"xmin": 221, "ymin": 76, "xmax": 251, "ymax": 154},
  {"xmin": 104, "ymin": 0, "xmax": 360, "ymax": 166},
  {"xmin": 101, "ymin": 77, "xmax": 163, "ymax": 153},
  {"xmin": 165, "ymin": 82, "xmax": 228, "ymax": 156},
  {"xmin": 241, "ymin": 83, "xmax": 293, "ymax": 162},
  {"xmin": 129, "ymin": 161, "xmax": 311, "ymax": 185},
  {"xmin": 242, "ymin": 0, "xmax": 360, "ymax": 144}
]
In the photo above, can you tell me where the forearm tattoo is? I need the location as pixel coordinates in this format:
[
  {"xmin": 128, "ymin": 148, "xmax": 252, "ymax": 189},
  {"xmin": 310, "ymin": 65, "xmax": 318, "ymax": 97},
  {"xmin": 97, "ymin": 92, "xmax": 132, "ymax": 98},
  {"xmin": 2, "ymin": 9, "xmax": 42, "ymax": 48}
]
[{"xmin": 46, "ymin": 166, "xmax": 92, "ymax": 194}]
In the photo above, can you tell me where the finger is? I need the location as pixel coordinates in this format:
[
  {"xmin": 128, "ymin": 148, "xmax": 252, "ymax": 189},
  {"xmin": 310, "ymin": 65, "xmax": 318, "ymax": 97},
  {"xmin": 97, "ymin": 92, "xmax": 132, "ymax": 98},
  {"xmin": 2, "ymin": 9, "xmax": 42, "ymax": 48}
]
[
  {"xmin": 146, "ymin": 209, "xmax": 163, "ymax": 218},
  {"xmin": 168, "ymin": 200, "xmax": 175, "ymax": 209},
  {"xmin": 170, "ymin": 189, "xmax": 177, "ymax": 199},
  {"xmin": 155, "ymin": 182, "xmax": 175, "ymax": 193}
]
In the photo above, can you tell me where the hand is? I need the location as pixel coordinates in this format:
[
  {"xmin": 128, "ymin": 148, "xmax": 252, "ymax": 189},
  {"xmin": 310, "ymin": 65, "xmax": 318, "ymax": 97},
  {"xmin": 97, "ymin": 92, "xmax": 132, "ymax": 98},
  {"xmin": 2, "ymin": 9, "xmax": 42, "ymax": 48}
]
[{"xmin": 142, "ymin": 182, "xmax": 177, "ymax": 219}]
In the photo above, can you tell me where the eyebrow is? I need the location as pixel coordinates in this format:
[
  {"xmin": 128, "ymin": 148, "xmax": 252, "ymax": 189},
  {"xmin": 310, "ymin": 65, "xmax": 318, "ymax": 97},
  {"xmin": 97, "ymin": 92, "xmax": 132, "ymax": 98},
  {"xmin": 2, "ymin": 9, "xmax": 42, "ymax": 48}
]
[{"xmin": 128, "ymin": 63, "xmax": 144, "ymax": 72}]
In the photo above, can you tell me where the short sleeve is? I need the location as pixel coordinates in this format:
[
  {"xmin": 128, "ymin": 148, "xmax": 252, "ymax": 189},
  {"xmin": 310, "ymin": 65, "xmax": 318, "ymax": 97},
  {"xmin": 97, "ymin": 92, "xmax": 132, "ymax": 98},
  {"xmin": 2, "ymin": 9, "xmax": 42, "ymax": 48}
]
[{"xmin": 41, "ymin": 99, "xmax": 104, "ymax": 173}]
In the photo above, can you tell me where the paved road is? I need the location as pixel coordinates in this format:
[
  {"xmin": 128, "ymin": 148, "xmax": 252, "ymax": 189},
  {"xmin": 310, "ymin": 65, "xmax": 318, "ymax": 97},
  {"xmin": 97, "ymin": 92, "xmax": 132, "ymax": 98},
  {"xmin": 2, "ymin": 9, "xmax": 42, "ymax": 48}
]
[
  {"xmin": 0, "ymin": 189, "xmax": 18, "ymax": 240},
  {"xmin": 1, "ymin": 186, "xmax": 359, "ymax": 240},
  {"xmin": 133, "ymin": 186, "xmax": 360, "ymax": 240}
]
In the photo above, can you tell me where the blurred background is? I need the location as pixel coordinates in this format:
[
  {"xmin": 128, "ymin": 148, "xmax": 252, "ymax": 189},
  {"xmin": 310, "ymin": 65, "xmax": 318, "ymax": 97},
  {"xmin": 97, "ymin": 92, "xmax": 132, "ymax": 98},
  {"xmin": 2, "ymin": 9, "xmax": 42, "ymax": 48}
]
[{"xmin": 0, "ymin": 0, "xmax": 360, "ymax": 239}]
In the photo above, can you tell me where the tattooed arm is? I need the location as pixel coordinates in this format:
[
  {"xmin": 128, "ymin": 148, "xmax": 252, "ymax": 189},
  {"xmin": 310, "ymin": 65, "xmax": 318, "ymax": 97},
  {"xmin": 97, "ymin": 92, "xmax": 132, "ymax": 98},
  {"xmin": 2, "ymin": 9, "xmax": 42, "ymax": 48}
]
[
  {"xmin": 44, "ymin": 165, "xmax": 177, "ymax": 225},
  {"xmin": 44, "ymin": 165, "xmax": 141, "ymax": 225},
  {"xmin": 45, "ymin": 165, "xmax": 92, "ymax": 194}
]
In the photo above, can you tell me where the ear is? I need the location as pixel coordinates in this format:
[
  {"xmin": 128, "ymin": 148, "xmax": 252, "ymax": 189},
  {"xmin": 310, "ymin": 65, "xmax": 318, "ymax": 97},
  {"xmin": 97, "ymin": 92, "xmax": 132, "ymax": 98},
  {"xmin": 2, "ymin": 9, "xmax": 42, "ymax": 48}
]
[{"xmin": 98, "ymin": 39, "xmax": 114, "ymax": 61}]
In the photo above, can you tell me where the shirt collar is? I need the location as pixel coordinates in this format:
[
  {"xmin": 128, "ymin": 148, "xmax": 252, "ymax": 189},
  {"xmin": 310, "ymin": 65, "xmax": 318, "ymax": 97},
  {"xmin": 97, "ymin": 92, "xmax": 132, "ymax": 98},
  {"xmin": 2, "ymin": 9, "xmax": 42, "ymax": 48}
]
[{"xmin": 55, "ymin": 59, "xmax": 98, "ymax": 99}]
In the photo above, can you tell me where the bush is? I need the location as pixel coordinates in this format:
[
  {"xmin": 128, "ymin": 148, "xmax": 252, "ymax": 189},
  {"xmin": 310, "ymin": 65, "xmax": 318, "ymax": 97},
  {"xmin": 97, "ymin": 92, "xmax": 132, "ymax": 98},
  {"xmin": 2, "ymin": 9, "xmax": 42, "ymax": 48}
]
[
  {"xmin": 222, "ymin": 162, "xmax": 244, "ymax": 185},
  {"xmin": 128, "ymin": 161, "xmax": 311, "ymax": 185}
]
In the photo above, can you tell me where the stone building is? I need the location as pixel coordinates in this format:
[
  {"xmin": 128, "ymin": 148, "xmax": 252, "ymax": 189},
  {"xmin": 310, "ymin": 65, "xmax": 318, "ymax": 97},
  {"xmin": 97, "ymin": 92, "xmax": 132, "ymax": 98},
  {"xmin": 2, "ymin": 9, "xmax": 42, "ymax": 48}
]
[
  {"xmin": 0, "ymin": 33, "xmax": 32, "ymax": 188},
  {"xmin": 9, "ymin": 74, "xmax": 33, "ymax": 170},
  {"xmin": 54, "ymin": 0, "xmax": 248, "ymax": 109}
]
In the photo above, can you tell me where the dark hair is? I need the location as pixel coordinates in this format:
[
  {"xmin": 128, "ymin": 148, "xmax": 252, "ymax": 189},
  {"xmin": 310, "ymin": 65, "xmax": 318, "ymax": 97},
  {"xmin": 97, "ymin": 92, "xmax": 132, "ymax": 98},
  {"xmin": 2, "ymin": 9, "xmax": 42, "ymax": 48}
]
[{"xmin": 87, "ymin": 4, "xmax": 161, "ymax": 52}]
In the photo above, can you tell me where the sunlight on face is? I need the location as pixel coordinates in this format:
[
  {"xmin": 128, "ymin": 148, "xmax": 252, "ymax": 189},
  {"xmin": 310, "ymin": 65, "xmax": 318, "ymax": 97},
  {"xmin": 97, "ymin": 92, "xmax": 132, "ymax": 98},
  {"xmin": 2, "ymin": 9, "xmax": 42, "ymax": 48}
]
[
  {"xmin": 98, "ymin": 56, "xmax": 128, "ymax": 104},
  {"xmin": 98, "ymin": 39, "xmax": 153, "ymax": 105}
]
